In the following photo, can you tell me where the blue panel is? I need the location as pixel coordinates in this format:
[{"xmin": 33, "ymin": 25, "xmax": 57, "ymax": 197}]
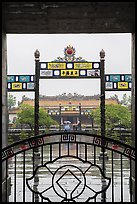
[
  {"xmin": 7, "ymin": 76, "xmax": 15, "ymax": 82},
  {"xmin": 110, "ymin": 75, "xmax": 120, "ymax": 82},
  {"xmin": 27, "ymin": 83, "xmax": 35, "ymax": 89},
  {"xmin": 125, "ymin": 74, "xmax": 132, "ymax": 82},
  {"xmin": 19, "ymin": 75, "xmax": 30, "ymax": 82}
]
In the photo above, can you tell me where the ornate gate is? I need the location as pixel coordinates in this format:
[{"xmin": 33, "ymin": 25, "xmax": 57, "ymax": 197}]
[
  {"xmin": 5, "ymin": 46, "xmax": 134, "ymax": 202},
  {"xmin": 2, "ymin": 131, "xmax": 135, "ymax": 202}
]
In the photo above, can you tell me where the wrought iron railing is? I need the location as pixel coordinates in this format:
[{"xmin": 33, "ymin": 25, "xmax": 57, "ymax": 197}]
[{"xmin": 2, "ymin": 131, "xmax": 135, "ymax": 202}]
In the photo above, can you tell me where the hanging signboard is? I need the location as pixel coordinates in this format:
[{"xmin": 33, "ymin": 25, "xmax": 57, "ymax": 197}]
[
  {"xmin": 61, "ymin": 106, "xmax": 79, "ymax": 111},
  {"xmin": 105, "ymin": 74, "xmax": 132, "ymax": 91},
  {"xmin": 7, "ymin": 75, "xmax": 35, "ymax": 91}
]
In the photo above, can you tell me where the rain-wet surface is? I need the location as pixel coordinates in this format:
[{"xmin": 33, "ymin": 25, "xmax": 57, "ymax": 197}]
[{"xmin": 8, "ymin": 143, "xmax": 131, "ymax": 202}]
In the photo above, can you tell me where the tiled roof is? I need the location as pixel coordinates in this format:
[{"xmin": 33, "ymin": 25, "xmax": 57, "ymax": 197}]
[
  {"xmin": 9, "ymin": 98, "xmax": 118, "ymax": 113},
  {"xmin": 22, "ymin": 98, "xmax": 118, "ymax": 107}
]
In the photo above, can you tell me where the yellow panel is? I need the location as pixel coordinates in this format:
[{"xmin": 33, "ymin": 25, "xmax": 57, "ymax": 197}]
[
  {"xmin": 48, "ymin": 63, "xmax": 66, "ymax": 69},
  {"xmin": 12, "ymin": 83, "xmax": 22, "ymax": 90},
  {"xmin": 63, "ymin": 106, "xmax": 77, "ymax": 110},
  {"xmin": 118, "ymin": 82, "xmax": 128, "ymax": 89},
  {"xmin": 63, "ymin": 106, "xmax": 69, "ymax": 109},
  {"xmin": 61, "ymin": 70, "xmax": 79, "ymax": 77},
  {"xmin": 74, "ymin": 62, "xmax": 92, "ymax": 69},
  {"xmin": 52, "ymin": 112, "xmax": 56, "ymax": 115}
]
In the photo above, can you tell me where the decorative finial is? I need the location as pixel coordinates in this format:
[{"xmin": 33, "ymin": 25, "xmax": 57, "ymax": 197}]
[
  {"xmin": 34, "ymin": 49, "xmax": 40, "ymax": 59},
  {"xmin": 100, "ymin": 49, "xmax": 105, "ymax": 59}
]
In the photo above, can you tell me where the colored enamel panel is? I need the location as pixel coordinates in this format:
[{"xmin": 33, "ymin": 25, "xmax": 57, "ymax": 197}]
[
  {"xmin": 47, "ymin": 63, "xmax": 66, "ymax": 69},
  {"xmin": 40, "ymin": 70, "xmax": 53, "ymax": 77},
  {"xmin": 7, "ymin": 76, "xmax": 15, "ymax": 82},
  {"xmin": 74, "ymin": 62, "xmax": 92, "ymax": 69},
  {"xmin": 125, "ymin": 75, "xmax": 132, "ymax": 82},
  {"xmin": 61, "ymin": 70, "xmax": 79, "ymax": 77},
  {"xmin": 19, "ymin": 75, "xmax": 30, "ymax": 82},
  {"xmin": 118, "ymin": 82, "xmax": 128, "ymax": 89},
  {"xmin": 110, "ymin": 75, "xmax": 121, "ymax": 82},
  {"xmin": 12, "ymin": 83, "xmax": 22, "ymax": 90}
]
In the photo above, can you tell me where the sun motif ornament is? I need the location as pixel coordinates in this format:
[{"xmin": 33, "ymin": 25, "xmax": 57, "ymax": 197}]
[
  {"xmin": 53, "ymin": 45, "xmax": 87, "ymax": 62},
  {"xmin": 26, "ymin": 156, "xmax": 111, "ymax": 202},
  {"xmin": 64, "ymin": 45, "xmax": 76, "ymax": 61}
]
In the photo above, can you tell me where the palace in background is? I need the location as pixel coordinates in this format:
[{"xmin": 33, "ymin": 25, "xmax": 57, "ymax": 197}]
[{"xmin": 9, "ymin": 93, "xmax": 119, "ymax": 130}]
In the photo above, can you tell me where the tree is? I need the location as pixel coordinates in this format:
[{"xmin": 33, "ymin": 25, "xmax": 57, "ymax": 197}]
[
  {"xmin": 16, "ymin": 104, "xmax": 58, "ymax": 135},
  {"xmin": 8, "ymin": 93, "xmax": 16, "ymax": 110},
  {"xmin": 120, "ymin": 93, "xmax": 131, "ymax": 108},
  {"xmin": 91, "ymin": 104, "xmax": 131, "ymax": 140}
]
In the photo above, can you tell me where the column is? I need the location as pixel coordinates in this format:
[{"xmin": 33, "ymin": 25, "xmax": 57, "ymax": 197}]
[
  {"xmin": 2, "ymin": 29, "xmax": 11, "ymax": 202},
  {"xmin": 131, "ymin": 32, "xmax": 135, "ymax": 202}
]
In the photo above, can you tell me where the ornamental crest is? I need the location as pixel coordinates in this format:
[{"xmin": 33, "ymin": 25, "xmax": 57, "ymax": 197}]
[{"xmin": 53, "ymin": 45, "xmax": 87, "ymax": 62}]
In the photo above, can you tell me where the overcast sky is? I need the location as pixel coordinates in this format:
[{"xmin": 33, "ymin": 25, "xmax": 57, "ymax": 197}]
[{"xmin": 7, "ymin": 33, "xmax": 131, "ymax": 105}]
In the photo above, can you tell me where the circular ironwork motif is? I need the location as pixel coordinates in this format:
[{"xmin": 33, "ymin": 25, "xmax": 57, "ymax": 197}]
[
  {"xmin": 52, "ymin": 164, "xmax": 86, "ymax": 200},
  {"xmin": 26, "ymin": 156, "xmax": 111, "ymax": 202}
]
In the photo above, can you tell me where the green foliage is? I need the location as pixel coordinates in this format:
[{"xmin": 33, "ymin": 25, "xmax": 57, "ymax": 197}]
[
  {"xmin": 39, "ymin": 108, "xmax": 58, "ymax": 129},
  {"xmin": 16, "ymin": 104, "xmax": 58, "ymax": 131},
  {"xmin": 106, "ymin": 104, "xmax": 131, "ymax": 128},
  {"xmin": 8, "ymin": 135, "xmax": 14, "ymax": 145},
  {"xmin": 8, "ymin": 94, "xmax": 16, "ymax": 110},
  {"xmin": 16, "ymin": 104, "xmax": 34, "ymax": 130},
  {"xmin": 91, "ymin": 104, "xmax": 131, "ymax": 139},
  {"xmin": 125, "ymin": 135, "xmax": 132, "ymax": 145},
  {"xmin": 20, "ymin": 130, "xmax": 29, "ymax": 140}
]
